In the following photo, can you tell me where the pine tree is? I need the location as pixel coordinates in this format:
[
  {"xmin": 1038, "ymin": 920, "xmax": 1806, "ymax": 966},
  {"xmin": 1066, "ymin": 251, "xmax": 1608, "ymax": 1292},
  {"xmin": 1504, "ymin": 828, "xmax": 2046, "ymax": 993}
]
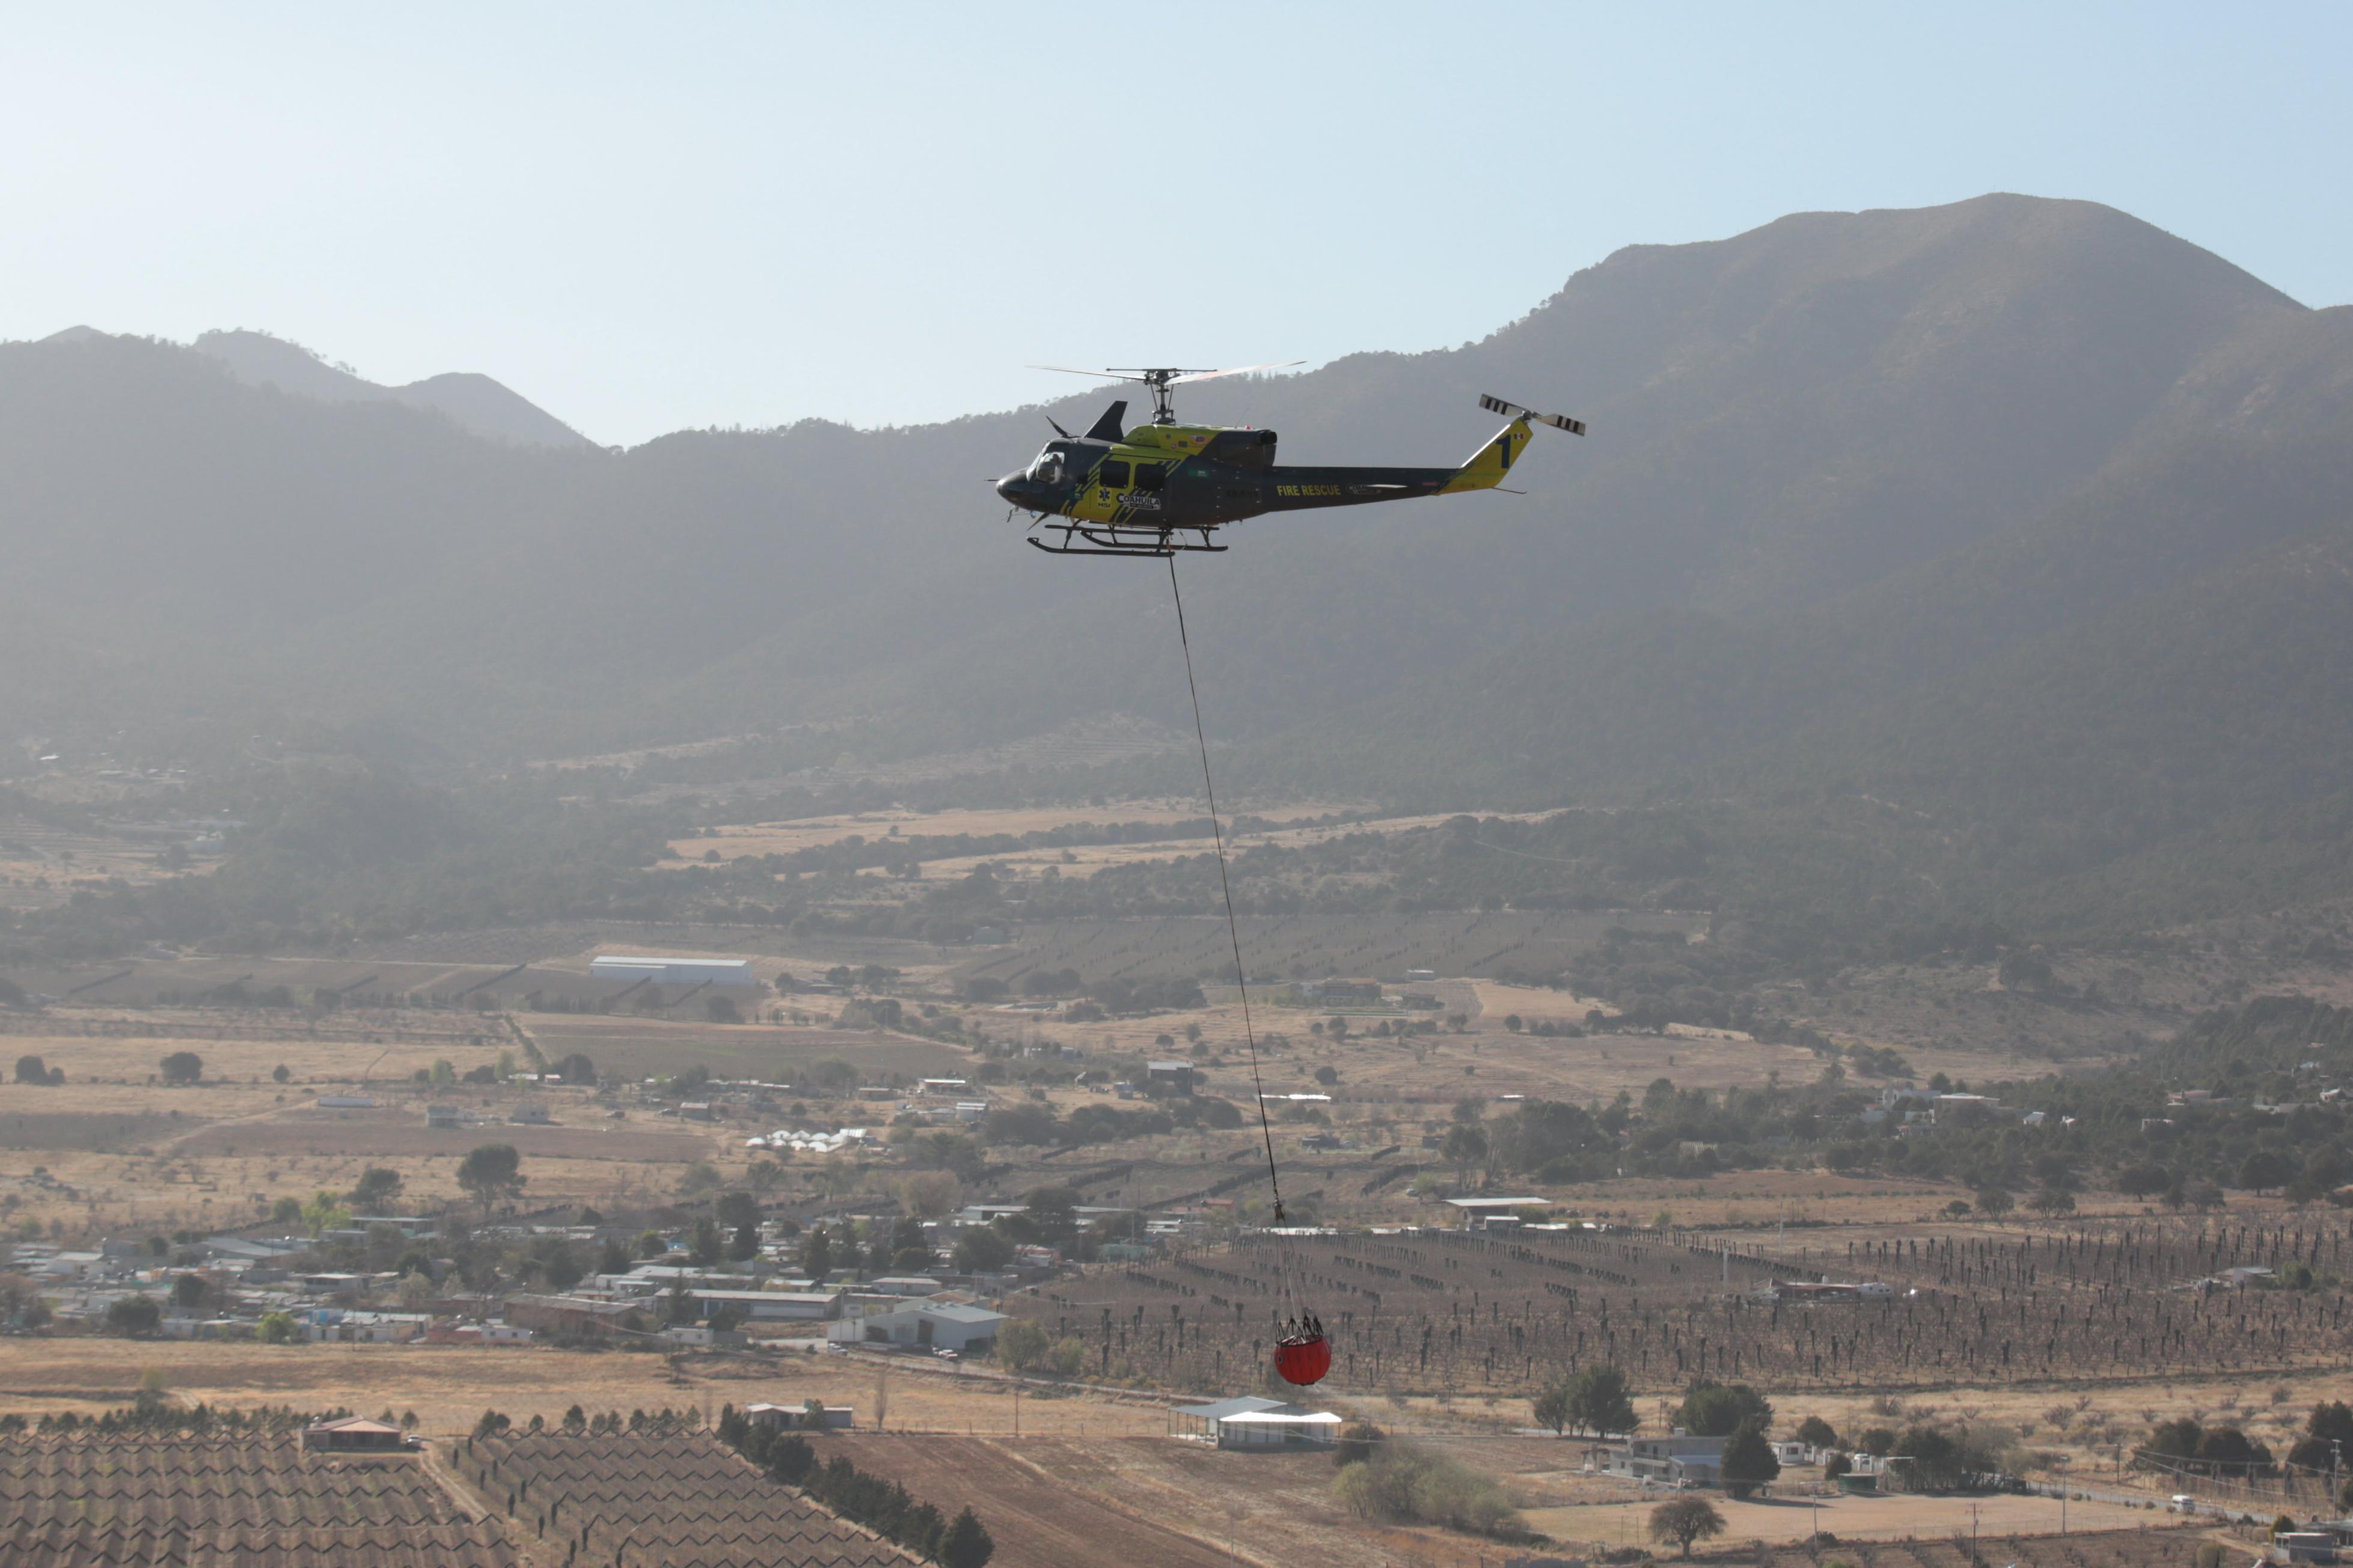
[{"xmin": 939, "ymin": 1507, "xmax": 994, "ymax": 1568}]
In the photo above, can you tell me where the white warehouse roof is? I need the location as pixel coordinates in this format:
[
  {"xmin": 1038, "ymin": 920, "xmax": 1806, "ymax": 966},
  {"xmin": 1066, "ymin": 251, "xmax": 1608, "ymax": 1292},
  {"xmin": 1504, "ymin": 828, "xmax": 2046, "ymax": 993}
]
[{"xmin": 590, "ymin": 956, "xmax": 761, "ymax": 986}]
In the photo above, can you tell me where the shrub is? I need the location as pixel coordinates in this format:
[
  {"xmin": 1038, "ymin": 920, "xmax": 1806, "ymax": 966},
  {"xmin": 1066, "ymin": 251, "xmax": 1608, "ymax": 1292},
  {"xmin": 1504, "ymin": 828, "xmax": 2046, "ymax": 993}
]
[
  {"xmin": 1332, "ymin": 1441, "xmax": 1524, "ymax": 1538},
  {"xmin": 997, "ymin": 1318, "xmax": 1051, "ymax": 1371},
  {"xmin": 1335, "ymin": 1418, "xmax": 1384, "ymax": 1468}
]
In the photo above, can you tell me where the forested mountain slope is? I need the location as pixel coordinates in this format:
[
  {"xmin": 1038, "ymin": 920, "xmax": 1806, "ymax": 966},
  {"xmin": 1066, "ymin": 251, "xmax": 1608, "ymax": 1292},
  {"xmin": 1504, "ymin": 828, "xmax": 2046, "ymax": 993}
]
[{"xmin": 6, "ymin": 194, "xmax": 2352, "ymax": 936}]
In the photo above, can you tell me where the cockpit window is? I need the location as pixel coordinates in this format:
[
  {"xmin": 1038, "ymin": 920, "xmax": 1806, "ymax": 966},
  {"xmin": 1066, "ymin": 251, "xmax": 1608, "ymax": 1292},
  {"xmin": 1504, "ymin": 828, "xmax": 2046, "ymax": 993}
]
[{"xmin": 1028, "ymin": 445, "xmax": 1066, "ymax": 483}]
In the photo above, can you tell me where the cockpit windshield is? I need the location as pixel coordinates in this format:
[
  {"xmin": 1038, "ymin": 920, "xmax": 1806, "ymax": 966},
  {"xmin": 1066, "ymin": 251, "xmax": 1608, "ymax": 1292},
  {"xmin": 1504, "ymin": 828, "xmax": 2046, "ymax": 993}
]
[{"xmin": 1028, "ymin": 442, "xmax": 1071, "ymax": 483}]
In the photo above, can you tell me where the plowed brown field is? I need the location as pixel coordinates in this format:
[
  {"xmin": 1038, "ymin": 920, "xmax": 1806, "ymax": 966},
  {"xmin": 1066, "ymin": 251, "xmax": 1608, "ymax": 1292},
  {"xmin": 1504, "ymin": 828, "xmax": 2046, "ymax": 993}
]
[{"xmin": 833, "ymin": 1435, "xmax": 1241, "ymax": 1568}]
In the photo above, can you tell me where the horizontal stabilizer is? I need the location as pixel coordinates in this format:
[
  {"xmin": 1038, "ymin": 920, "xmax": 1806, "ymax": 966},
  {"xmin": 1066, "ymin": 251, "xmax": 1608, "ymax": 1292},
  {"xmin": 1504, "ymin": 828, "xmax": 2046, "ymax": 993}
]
[{"xmin": 1479, "ymin": 393, "xmax": 1585, "ymax": 436}]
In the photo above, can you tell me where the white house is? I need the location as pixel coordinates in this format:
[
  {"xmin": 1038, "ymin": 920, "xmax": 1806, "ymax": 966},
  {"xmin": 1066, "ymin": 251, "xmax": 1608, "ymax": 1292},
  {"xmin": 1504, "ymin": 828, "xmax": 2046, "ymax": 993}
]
[
  {"xmin": 694, "ymin": 1288, "xmax": 843, "ymax": 1322},
  {"xmin": 1171, "ymin": 1395, "xmax": 1342, "ymax": 1450},
  {"xmin": 828, "ymin": 1301, "xmax": 1006, "ymax": 1353},
  {"xmin": 302, "ymin": 1309, "xmax": 430, "ymax": 1344},
  {"xmin": 591, "ymin": 955, "xmax": 760, "ymax": 987},
  {"xmin": 746, "ymin": 1401, "xmax": 855, "ymax": 1430},
  {"xmin": 1598, "ymin": 1433, "xmax": 1727, "ymax": 1486}
]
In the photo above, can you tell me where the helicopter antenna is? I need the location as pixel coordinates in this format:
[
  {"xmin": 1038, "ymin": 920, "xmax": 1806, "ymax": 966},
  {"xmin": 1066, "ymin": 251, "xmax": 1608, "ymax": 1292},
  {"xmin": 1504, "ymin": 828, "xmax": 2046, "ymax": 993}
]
[{"xmin": 1030, "ymin": 361, "xmax": 1303, "ymax": 424}]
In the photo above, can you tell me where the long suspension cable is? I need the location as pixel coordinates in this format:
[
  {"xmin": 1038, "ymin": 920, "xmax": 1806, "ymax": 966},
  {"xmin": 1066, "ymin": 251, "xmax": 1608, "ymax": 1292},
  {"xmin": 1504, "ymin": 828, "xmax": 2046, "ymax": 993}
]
[{"xmin": 1166, "ymin": 555, "xmax": 1284, "ymax": 1225}]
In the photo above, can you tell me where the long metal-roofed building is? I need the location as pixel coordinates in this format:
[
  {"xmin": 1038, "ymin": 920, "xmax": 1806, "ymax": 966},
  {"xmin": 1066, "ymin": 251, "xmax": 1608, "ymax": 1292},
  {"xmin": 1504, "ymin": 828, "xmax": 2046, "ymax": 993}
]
[{"xmin": 589, "ymin": 955, "xmax": 762, "ymax": 987}]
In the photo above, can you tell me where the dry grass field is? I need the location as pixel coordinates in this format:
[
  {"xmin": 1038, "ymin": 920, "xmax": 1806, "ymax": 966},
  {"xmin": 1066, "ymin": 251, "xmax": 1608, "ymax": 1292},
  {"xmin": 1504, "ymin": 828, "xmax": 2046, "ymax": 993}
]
[{"xmin": 0, "ymin": 1338, "xmax": 1173, "ymax": 1439}]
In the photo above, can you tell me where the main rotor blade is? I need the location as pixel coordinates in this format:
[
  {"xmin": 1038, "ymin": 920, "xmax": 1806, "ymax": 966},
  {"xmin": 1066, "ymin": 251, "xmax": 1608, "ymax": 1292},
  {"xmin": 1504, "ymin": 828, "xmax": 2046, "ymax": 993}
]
[
  {"xmin": 1029, "ymin": 365, "xmax": 1148, "ymax": 382},
  {"xmin": 1166, "ymin": 361, "xmax": 1305, "ymax": 384}
]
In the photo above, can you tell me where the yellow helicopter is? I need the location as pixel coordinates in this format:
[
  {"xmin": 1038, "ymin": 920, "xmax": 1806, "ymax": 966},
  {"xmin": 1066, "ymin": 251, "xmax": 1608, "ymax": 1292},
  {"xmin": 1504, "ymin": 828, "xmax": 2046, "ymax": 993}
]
[{"xmin": 996, "ymin": 364, "xmax": 1583, "ymax": 556}]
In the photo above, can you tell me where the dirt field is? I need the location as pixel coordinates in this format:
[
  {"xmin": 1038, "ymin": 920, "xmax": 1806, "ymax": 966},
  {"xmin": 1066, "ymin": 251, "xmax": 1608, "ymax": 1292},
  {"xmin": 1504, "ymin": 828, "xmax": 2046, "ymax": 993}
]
[
  {"xmin": 834, "ymin": 1434, "xmax": 1248, "ymax": 1568},
  {"xmin": 516, "ymin": 1014, "xmax": 970, "ymax": 1082}
]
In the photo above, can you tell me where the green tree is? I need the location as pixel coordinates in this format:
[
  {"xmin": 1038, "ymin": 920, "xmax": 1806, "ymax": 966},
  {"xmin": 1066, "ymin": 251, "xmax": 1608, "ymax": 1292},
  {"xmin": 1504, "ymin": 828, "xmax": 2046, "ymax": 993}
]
[
  {"xmin": 1795, "ymin": 1415, "xmax": 1840, "ymax": 1451},
  {"xmin": 429, "ymin": 1058, "xmax": 456, "ymax": 1087},
  {"xmin": 1676, "ymin": 1380, "xmax": 1772, "ymax": 1437},
  {"xmin": 347, "ymin": 1167, "xmax": 403, "ymax": 1211},
  {"xmin": 690, "ymin": 1215, "xmax": 724, "ymax": 1267},
  {"xmin": 105, "ymin": 1295, "xmax": 161, "ymax": 1337},
  {"xmin": 271, "ymin": 1063, "xmax": 291, "ymax": 1084},
  {"xmin": 269, "ymin": 1196, "xmax": 303, "ymax": 1226},
  {"xmin": 159, "ymin": 1051, "xmax": 203, "ymax": 1085},
  {"xmin": 1891, "ymin": 1424, "xmax": 1965, "ymax": 1489},
  {"xmin": 1537, "ymin": 1363, "xmax": 1636, "ymax": 1437},
  {"xmin": 1569, "ymin": 1363, "xmax": 1637, "ymax": 1436},
  {"xmin": 554, "ymin": 1052, "xmax": 596, "ymax": 1084},
  {"xmin": 2240, "ymin": 1150, "xmax": 2297, "ymax": 1195},
  {"xmin": 1442, "ymin": 1122, "xmax": 1490, "ymax": 1190},
  {"xmin": 938, "ymin": 1507, "xmax": 995, "ymax": 1568},
  {"xmin": 1021, "ymin": 1186, "xmax": 1081, "ymax": 1246},
  {"xmin": 997, "ymin": 1318, "xmax": 1051, "ymax": 1371},
  {"xmin": 1975, "ymin": 1186, "xmax": 2014, "ymax": 1219},
  {"xmin": 257, "ymin": 1311, "xmax": 297, "ymax": 1343},
  {"xmin": 300, "ymin": 1191, "xmax": 350, "ymax": 1237},
  {"xmin": 1532, "ymin": 1381, "xmax": 1573, "ymax": 1435},
  {"xmin": 952, "ymin": 1226, "xmax": 1013, "ymax": 1273},
  {"xmin": 896, "ymin": 1170, "xmax": 962, "ymax": 1221},
  {"xmin": 1720, "ymin": 1416, "xmax": 1782, "ymax": 1497},
  {"xmin": 1650, "ymin": 1497, "xmax": 1725, "ymax": 1558},
  {"xmin": 730, "ymin": 1222, "xmax": 760, "ymax": 1261},
  {"xmin": 171, "ymin": 1272, "xmax": 208, "ymax": 1311},
  {"xmin": 14, "ymin": 1055, "xmax": 54, "ymax": 1085},
  {"xmin": 455, "ymin": 1143, "xmax": 524, "ymax": 1216},
  {"xmin": 2290, "ymin": 1402, "xmax": 2353, "ymax": 1472},
  {"xmin": 803, "ymin": 1224, "xmax": 833, "ymax": 1277}
]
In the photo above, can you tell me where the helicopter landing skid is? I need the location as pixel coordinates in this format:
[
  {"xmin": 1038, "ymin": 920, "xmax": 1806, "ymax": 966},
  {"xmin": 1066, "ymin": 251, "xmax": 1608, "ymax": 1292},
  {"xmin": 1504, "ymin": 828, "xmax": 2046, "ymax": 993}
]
[{"xmin": 1027, "ymin": 521, "xmax": 1226, "ymax": 558}]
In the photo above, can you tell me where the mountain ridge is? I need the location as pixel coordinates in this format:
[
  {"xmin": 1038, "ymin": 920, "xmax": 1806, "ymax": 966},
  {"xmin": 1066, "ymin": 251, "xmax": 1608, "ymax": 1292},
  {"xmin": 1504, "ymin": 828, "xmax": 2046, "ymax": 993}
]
[{"xmin": 8, "ymin": 194, "xmax": 2353, "ymax": 940}]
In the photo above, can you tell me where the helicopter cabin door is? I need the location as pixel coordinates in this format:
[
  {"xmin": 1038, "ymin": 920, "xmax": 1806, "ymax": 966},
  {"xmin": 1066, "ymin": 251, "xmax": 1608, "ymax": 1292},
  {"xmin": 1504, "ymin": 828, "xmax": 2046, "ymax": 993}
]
[
  {"xmin": 1127, "ymin": 459, "xmax": 1169, "ymax": 516},
  {"xmin": 1087, "ymin": 456, "xmax": 1131, "ymax": 520}
]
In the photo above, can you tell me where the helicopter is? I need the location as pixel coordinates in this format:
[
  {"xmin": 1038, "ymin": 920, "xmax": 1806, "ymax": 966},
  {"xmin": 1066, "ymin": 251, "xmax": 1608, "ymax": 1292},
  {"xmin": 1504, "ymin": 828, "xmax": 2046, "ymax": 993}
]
[{"xmin": 996, "ymin": 364, "xmax": 1584, "ymax": 556}]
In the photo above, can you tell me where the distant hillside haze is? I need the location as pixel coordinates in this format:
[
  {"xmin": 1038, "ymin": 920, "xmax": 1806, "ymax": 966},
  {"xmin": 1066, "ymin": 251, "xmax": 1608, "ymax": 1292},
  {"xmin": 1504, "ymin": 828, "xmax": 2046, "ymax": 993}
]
[
  {"xmin": 34, "ymin": 325, "xmax": 591, "ymax": 450},
  {"xmin": 189, "ymin": 328, "xmax": 592, "ymax": 449},
  {"xmin": 7, "ymin": 192, "xmax": 2353, "ymax": 933}
]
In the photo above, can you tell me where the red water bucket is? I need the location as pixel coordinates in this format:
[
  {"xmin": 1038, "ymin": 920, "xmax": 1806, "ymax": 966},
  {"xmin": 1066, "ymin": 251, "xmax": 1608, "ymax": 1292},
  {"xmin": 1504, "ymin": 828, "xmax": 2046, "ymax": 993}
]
[{"xmin": 1273, "ymin": 1332, "xmax": 1332, "ymax": 1386}]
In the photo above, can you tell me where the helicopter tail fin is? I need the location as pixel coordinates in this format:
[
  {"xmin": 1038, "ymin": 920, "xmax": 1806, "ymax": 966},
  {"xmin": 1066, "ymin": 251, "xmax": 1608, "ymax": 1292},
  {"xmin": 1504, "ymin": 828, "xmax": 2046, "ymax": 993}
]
[
  {"xmin": 1440, "ymin": 416, "xmax": 1534, "ymax": 493},
  {"xmin": 1440, "ymin": 395, "xmax": 1584, "ymax": 494},
  {"xmin": 1083, "ymin": 400, "xmax": 1128, "ymax": 442}
]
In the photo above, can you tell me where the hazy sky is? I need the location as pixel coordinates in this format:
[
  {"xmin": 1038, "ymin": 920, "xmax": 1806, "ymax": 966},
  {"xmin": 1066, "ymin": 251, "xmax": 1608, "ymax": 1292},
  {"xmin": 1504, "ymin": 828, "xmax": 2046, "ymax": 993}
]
[{"xmin": 4, "ymin": 4, "xmax": 2346, "ymax": 445}]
